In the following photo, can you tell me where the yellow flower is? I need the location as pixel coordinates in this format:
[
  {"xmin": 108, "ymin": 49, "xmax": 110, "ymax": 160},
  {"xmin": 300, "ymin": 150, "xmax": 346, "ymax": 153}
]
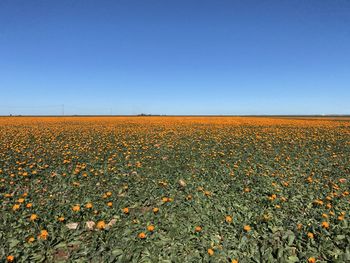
[
  {"xmin": 58, "ymin": 216, "xmax": 65, "ymax": 222},
  {"xmin": 96, "ymin": 221, "xmax": 106, "ymax": 230},
  {"xmin": 207, "ymin": 248, "xmax": 214, "ymax": 256},
  {"xmin": 153, "ymin": 207, "xmax": 159, "ymax": 213},
  {"xmin": 138, "ymin": 232, "xmax": 146, "ymax": 239},
  {"xmin": 38, "ymin": 230, "xmax": 48, "ymax": 240},
  {"xmin": 18, "ymin": 198, "xmax": 25, "ymax": 203},
  {"xmin": 232, "ymin": 260, "xmax": 238, "ymax": 263},
  {"xmin": 85, "ymin": 203, "xmax": 93, "ymax": 209},
  {"xmin": 225, "ymin": 215, "xmax": 233, "ymax": 223},
  {"xmin": 106, "ymin": 191, "xmax": 112, "ymax": 197},
  {"xmin": 28, "ymin": 237, "xmax": 35, "ymax": 243}
]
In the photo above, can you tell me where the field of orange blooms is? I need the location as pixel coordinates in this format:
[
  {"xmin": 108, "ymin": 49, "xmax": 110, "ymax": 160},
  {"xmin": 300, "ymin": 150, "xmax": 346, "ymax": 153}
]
[{"xmin": 1, "ymin": 116, "xmax": 350, "ymax": 262}]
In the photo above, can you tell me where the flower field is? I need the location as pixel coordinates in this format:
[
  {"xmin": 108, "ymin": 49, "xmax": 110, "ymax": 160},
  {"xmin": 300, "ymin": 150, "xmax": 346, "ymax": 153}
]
[{"xmin": 1, "ymin": 116, "xmax": 350, "ymax": 262}]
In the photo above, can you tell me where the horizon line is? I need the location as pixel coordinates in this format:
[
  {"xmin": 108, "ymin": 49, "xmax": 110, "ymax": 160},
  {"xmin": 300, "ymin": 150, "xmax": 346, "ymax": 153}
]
[{"xmin": 1, "ymin": 114, "xmax": 350, "ymax": 118}]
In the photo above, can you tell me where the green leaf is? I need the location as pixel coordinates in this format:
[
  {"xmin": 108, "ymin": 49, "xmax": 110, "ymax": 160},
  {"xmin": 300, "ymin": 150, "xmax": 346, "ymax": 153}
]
[{"xmin": 287, "ymin": 255, "xmax": 299, "ymax": 262}]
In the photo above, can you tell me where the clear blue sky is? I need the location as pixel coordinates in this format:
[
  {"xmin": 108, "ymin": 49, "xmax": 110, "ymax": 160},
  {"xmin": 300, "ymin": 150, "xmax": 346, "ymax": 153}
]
[{"xmin": 0, "ymin": 0, "xmax": 349, "ymax": 115}]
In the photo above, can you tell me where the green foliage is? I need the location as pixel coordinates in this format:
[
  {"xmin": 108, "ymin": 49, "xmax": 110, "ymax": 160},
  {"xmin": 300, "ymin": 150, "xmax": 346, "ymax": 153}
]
[{"xmin": 0, "ymin": 117, "xmax": 350, "ymax": 262}]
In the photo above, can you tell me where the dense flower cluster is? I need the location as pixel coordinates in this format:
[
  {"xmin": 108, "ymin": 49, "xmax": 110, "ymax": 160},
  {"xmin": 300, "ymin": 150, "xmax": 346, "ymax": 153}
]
[{"xmin": 0, "ymin": 116, "xmax": 349, "ymax": 262}]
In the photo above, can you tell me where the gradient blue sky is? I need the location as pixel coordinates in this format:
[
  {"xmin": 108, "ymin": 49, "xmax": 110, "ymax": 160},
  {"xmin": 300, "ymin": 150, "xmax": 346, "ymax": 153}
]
[{"xmin": 0, "ymin": 0, "xmax": 349, "ymax": 115}]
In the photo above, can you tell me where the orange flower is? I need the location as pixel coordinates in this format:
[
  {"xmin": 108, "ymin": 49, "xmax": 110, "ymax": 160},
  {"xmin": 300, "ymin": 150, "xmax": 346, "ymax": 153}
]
[
  {"xmin": 85, "ymin": 202, "xmax": 93, "ymax": 209},
  {"xmin": 17, "ymin": 198, "xmax": 25, "ymax": 203},
  {"xmin": 314, "ymin": 200, "xmax": 323, "ymax": 206},
  {"xmin": 28, "ymin": 237, "xmax": 35, "ymax": 243},
  {"xmin": 72, "ymin": 205, "xmax": 80, "ymax": 212},
  {"xmin": 307, "ymin": 232, "xmax": 314, "ymax": 239},
  {"xmin": 106, "ymin": 191, "xmax": 112, "ymax": 197},
  {"xmin": 38, "ymin": 230, "xmax": 48, "ymax": 240},
  {"xmin": 338, "ymin": 215, "xmax": 345, "ymax": 221},
  {"xmin": 26, "ymin": 203, "xmax": 33, "ymax": 208},
  {"xmin": 268, "ymin": 194, "xmax": 277, "ymax": 201},
  {"xmin": 96, "ymin": 221, "xmax": 106, "ymax": 230},
  {"xmin": 243, "ymin": 225, "xmax": 251, "ymax": 232},
  {"xmin": 207, "ymin": 248, "xmax": 214, "ymax": 256},
  {"xmin": 225, "ymin": 215, "xmax": 233, "ymax": 223},
  {"xmin": 147, "ymin": 225, "xmax": 155, "ymax": 232},
  {"xmin": 7, "ymin": 255, "xmax": 14, "ymax": 262},
  {"xmin": 297, "ymin": 223, "xmax": 303, "ymax": 230},
  {"xmin": 138, "ymin": 232, "xmax": 146, "ymax": 239},
  {"xmin": 122, "ymin": 207, "xmax": 129, "ymax": 214},
  {"xmin": 153, "ymin": 207, "xmax": 159, "ymax": 213},
  {"xmin": 321, "ymin": 221, "xmax": 329, "ymax": 229},
  {"xmin": 195, "ymin": 226, "xmax": 202, "ymax": 232},
  {"xmin": 30, "ymin": 214, "xmax": 38, "ymax": 221},
  {"xmin": 58, "ymin": 216, "xmax": 65, "ymax": 222},
  {"xmin": 308, "ymin": 257, "xmax": 316, "ymax": 263},
  {"xmin": 12, "ymin": 204, "xmax": 20, "ymax": 211},
  {"xmin": 107, "ymin": 202, "xmax": 113, "ymax": 207},
  {"xmin": 232, "ymin": 260, "xmax": 238, "ymax": 263}
]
